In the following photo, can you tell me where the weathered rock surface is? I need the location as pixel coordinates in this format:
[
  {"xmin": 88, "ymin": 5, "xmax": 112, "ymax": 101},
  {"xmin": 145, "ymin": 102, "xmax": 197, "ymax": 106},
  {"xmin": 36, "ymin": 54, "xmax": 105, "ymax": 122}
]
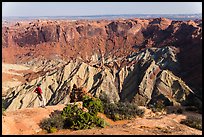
[
  {"xmin": 2, "ymin": 18, "xmax": 202, "ymax": 111},
  {"xmin": 2, "ymin": 18, "xmax": 202, "ymax": 92},
  {"xmin": 3, "ymin": 46, "xmax": 201, "ymax": 111}
]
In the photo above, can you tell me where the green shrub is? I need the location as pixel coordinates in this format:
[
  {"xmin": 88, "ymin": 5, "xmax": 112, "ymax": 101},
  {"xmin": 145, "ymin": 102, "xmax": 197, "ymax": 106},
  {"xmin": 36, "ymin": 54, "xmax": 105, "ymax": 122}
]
[
  {"xmin": 148, "ymin": 100, "xmax": 166, "ymax": 113},
  {"xmin": 180, "ymin": 116, "xmax": 202, "ymax": 130},
  {"xmin": 103, "ymin": 101, "xmax": 145, "ymax": 121},
  {"xmin": 49, "ymin": 127, "xmax": 57, "ymax": 133},
  {"xmin": 62, "ymin": 103, "xmax": 107, "ymax": 130},
  {"xmin": 40, "ymin": 104, "xmax": 107, "ymax": 133},
  {"xmin": 185, "ymin": 106, "xmax": 198, "ymax": 112},
  {"xmin": 177, "ymin": 105, "xmax": 201, "ymax": 114},
  {"xmin": 39, "ymin": 110, "xmax": 64, "ymax": 132},
  {"xmin": 99, "ymin": 93, "xmax": 111, "ymax": 104},
  {"xmin": 40, "ymin": 99, "xmax": 107, "ymax": 133},
  {"xmin": 176, "ymin": 108, "xmax": 183, "ymax": 114},
  {"xmin": 166, "ymin": 106, "xmax": 184, "ymax": 114},
  {"xmin": 40, "ymin": 118, "xmax": 52, "ymax": 132},
  {"xmin": 2, "ymin": 99, "xmax": 6, "ymax": 115},
  {"xmin": 82, "ymin": 95, "xmax": 104, "ymax": 115},
  {"xmin": 112, "ymin": 113, "xmax": 121, "ymax": 121}
]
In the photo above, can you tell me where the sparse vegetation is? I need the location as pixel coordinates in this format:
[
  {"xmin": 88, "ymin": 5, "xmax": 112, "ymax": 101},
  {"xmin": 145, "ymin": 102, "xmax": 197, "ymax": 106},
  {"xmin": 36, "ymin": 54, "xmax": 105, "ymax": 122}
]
[
  {"xmin": 102, "ymin": 101, "xmax": 145, "ymax": 121},
  {"xmin": 185, "ymin": 106, "xmax": 198, "ymax": 112},
  {"xmin": 180, "ymin": 116, "xmax": 202, "ymax": 130},
  {"xmin": 100, "ymin": 93, "xmax": 144, "ymax": 121},
  {"xmin": 49, "ymin": 127, "xmax": 57, "ymax": 133},
  {"xmin": 148, "ymin": 99, "xmax": 166, "ymax": 113},
  {"xmin": 166, "ymin": 106, "xmax": 184, "ymax": 114},
  {"xmin": 2, "ymin": 99, "xmax": 6, "ymax": 115},
  {"xmin": 39, "ymin": 110, "xmax": 64, "ymax": 133},
  {"xmin": 176, "ymin": 108, "xmax": 183, "ymax": 114}
]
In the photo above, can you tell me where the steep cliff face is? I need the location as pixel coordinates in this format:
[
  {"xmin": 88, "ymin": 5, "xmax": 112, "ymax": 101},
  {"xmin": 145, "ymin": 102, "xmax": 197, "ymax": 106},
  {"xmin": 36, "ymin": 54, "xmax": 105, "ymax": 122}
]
[{"xmin": 2, "ymin": 18, "xmax": 202, "ymax": 91}]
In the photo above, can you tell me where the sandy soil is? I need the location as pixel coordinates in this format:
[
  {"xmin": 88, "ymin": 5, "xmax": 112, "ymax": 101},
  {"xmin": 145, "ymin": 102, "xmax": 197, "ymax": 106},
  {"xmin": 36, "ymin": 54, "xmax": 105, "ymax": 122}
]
[
  {"xmin": 2, "ymin": 105, "xmax": 202, "ymax": 135},
  {"xmin": 2, "ymin": 104, "xmax": 66, "ymax": 135}
]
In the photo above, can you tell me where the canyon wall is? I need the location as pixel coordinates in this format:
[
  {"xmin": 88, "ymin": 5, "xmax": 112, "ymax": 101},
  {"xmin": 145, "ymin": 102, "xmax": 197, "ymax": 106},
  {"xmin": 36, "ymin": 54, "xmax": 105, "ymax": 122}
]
[{"xmin": 2, "ymin": 18, "xmax": 202, "ymax": 110}]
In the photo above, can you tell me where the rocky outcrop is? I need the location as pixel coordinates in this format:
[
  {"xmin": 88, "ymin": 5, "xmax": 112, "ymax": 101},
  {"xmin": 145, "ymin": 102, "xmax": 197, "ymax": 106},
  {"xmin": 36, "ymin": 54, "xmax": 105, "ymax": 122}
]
[
  {"xmin": 4, "ymin": 46, "xmax": 201, "ymax": 111},
  {"xmin": 4, "ymin": 59, "xmax": 120, "ymax": 111},
  {"xmin": 118, "ymin": 46, "xmax": 196, "ymax": 106}
]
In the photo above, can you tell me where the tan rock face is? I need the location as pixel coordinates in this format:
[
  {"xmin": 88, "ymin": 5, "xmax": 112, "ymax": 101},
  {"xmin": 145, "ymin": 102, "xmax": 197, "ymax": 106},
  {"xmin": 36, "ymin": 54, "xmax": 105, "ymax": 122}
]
[{"xmin": 3, "ymin": 45, "xmax": 201, "ymax": 111}]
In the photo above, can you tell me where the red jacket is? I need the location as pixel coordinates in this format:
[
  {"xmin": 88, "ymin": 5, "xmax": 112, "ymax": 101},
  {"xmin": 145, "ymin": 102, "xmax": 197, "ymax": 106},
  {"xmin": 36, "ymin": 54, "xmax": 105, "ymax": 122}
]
[{"xmin": 34, "ymin": 87, "xmax": 42, "ymax": 94}]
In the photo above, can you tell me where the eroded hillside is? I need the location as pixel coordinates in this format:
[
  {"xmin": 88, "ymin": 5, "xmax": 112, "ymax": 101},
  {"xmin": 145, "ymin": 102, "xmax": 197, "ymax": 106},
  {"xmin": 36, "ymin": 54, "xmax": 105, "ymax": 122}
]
[{"xmin": 2, "ymin": 18, "xmax": 202, "ymax": 111}]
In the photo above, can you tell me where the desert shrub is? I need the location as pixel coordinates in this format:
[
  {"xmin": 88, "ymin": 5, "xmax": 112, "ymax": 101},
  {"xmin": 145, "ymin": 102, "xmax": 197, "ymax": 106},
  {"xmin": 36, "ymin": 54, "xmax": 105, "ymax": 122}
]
[
  {"xmin": 82, "ymin": 95, "xmax": 104, "ymax": 115},
  {"xmin": 180, "ymin": 116, "xmax": 202, "ymax": 130},
  {"xmin": 176, "ymin": 108, "xmax": 183, "ymax": 114},
  {"xmin": 40, "ymin": 97, "xmax": 107, "ymax": 133},
  {"xmin": 40, "ymin": 118, "xmax": 52, "ymax": 132},
  {"xmin": 49, "ymin": 127, "xmax": 57, "ymax": 133},
  {"xmin": 166, "ymin": 106, "xmax": 184, "ymax": 114},
  {"xmin": 99, "ymin": 93, "xmax": 111, "ymax": 104},
  {"xmin": 62, "ymin": 103, "xmax": 106, "ymax": 130},
  {"xmin": 100, "ymin": 93, "xmax": 145, "ymax": 120},
  {"xmin": 184, "ymin": 105, "xmax": 202, "ymax": 114},
  {"xmin": 148, "ymin": 99, "xmax": 166, "ymax": 113},
  {"xmin": 103, "ymin": 101, "xmax": 145, "ymax": 121},
  {"xmin": 185, "ymin": 106, "xmax": 198, "ymax": 112},
  {"xmin": 2, "ymin": 99, "xmax": 6, "ymax": 115},
  {"xmin": 39, "ymin": 110, "xmax": 64, "ymax": 133}
]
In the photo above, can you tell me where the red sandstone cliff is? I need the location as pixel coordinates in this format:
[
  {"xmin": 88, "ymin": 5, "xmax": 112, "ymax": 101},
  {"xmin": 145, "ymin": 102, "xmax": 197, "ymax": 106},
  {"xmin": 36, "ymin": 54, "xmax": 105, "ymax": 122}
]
[{"xmin": 2, "ymin": 18, "xmax": 202, "ymax": 89}]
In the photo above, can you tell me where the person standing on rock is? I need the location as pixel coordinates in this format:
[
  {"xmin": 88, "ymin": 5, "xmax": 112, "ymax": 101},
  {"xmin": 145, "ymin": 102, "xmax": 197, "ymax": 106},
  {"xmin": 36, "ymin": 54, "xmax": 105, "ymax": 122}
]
[{"xmin": 34, "ymin": 83, "xmax": 45, "ymax": 108}]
